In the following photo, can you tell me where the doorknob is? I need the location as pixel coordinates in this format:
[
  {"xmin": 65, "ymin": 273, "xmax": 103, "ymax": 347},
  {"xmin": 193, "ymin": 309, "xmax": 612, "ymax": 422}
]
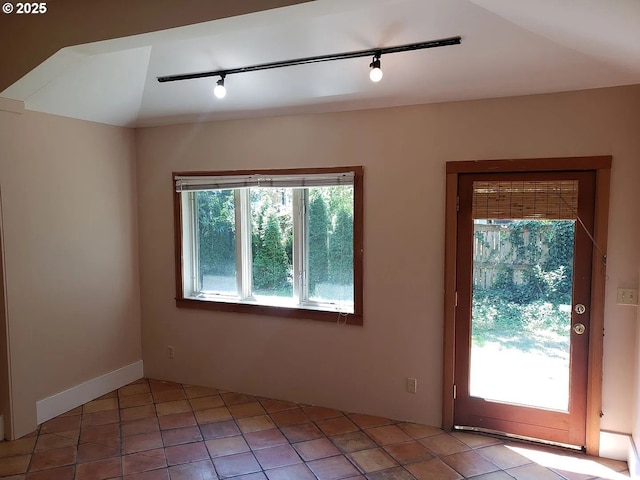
[
  {"xmin": 573, "ymin": 323, "xmax": 586, "ymax": 335},
  {"xmin": 574, "ymin": 304, "xmax": 586, "ymax": 315}
]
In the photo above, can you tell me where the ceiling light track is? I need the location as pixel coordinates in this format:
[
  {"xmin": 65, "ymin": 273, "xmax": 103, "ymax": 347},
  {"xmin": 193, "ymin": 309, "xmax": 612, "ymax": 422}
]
[{"xmin": 157, "ymin": 36, "xmax": 462, "ymax": 84}]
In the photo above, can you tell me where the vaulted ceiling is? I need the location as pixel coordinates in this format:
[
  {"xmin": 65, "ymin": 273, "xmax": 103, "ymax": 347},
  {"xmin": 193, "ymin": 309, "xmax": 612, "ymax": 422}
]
[{"xmin": 2, "ymin": 0, "xmax": 639, "ymax": 127}]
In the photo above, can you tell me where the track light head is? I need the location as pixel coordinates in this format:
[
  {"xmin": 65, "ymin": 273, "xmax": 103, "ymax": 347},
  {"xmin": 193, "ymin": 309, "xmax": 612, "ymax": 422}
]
[
  {"xmin": 369, "ymin": 54, "xmax": 383, "ymax": 83},
  {"xmin": 213, "ymin": 75, "xmax": 227, "ymax": 99}
]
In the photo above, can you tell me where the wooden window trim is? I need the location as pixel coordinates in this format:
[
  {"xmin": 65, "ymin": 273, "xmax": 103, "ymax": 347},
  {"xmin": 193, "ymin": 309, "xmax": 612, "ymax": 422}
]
[
  {"xmin": 443, "ymin": 156, "xmax": 611, "ymax": 456},
  {"xmin": 173, "ymin": 166, "xmax": 364, "ymax": 326}
]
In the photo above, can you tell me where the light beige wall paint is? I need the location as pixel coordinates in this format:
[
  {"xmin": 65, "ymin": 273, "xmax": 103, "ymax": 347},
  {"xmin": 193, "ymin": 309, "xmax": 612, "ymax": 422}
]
[
  {"xmin": 0, "ymin": 0, "xmax": 311, "ymax": 92},
  {"xmin": 0, "ymin": 194, "xmax": 11, "ymax": 440},
  {"xmin": 0, "ymin": 108, "xmax": 141, "ymax": 438},
  {"xmin": 137, "ymin": 85, "xmax": 640, "ymax": 432}
]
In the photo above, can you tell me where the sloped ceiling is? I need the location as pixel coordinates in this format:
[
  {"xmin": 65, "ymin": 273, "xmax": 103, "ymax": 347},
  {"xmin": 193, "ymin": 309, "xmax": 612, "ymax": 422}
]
[{"xmin": 2, "ymin": 0, "xmax": 639, "ymax": 127}]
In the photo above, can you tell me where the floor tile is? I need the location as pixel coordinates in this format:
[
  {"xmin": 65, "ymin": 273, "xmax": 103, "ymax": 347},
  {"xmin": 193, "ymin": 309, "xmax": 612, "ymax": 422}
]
[
  {"xmin": 265, "ymin": 463, "xmax": 317, "ymax": 480},
  {"xmin": 245, "ymin": 429, "xmax": 289, "ymax": 450},
  {"xmin": 477, "ymin": 444, "xmax": 534, "ymax": 469},
  {"xmin": 205, "ymin": 435, "xmax": 250, "ymax": 458},
  {"xmin": 302, "ymin": 406, "xmax": 344, "ymax": 421},
  {"xmin": 200, "ymin": 419, "xmax": 242, "ymax": 440},
  {"xmin": 164, "ymin": 441, "xmax": 209, "ymax": 465},
  {"xmin": 212, "ymin": 451, "xmax": 262, "ymax": 478},
  {"xmin": 221, "ymin": 392, "xmax": 257, "ymax": 406},
  {"xmin": 152, "ymin": 389, "xmax": 187, "ymax": 403},
  {"xmin": 35, "ymin": 433, "xmax": 78, "ymax": 452},
  {"xmin": 121, "ymin": 417, "xmax": 160, "ymax": 437},
  {"xmin": 405, "ymin": 458, "xmax": 462, "ymax": 480},
  {"xmin": 450, "ymin": 431, "xmax": 503, "ymax": 448},
  {"xmin": 280, "ymin": 423, "xmax": 324, "ymax": 443},
  {"xmin": 365, "ymin": 467, "xmax": 417, "ymax": 480},
  {"xmin": 195, "ymin": 407, "xmax": 233, "ymax": 425},
  {"xmin": 155, "ymin": 400, "xmax": 192, "ymax": 416},
  {"xmin": 441, "ymin": 450, "xmax": 500, "ymax": 477},
  {"xmin": 125, "ymin": 468, "xmax": 170, "ymax": 480},
  {"xmin": 77, "ymin": 442, "xmax": 121, "ymax": 463},
  {"xmin": 161, "ymin": 425, "xmax": 203, "ymax": 446},
  {"xmin": 365, "ymin": 425, "xmax": 412, "ymax": 446},
  {"xmin": 26, "ymin": 465, "xmax": 75, "ymax": 479},
  {"xmin": 0, "ymin": 437, "xmax": 36, "ymax": 458},
  {"xmin": 348, "ymin": 414, "xmax": 392, "ymax": 430},
  {"xmin": 259, "ymin": 398, "xmax": 298, "ymax": 413},
  {"xmin": 331, "ymin": 431, "xmax": 378, "ymax": 453},
  {"xmin": 80, "ymin": 423, "xmax": 120, "ymax": 447},
  {"xmin": 189, "ymin": 395, "xmax": 225, "ymax": 411},
  {"xmin": 184, "ymin": 386, "xmax": 219, "ymax": 399},
  {"xmin": 269, "ymin": 408, "xmax": 310, "ymax": 427},
  {"xmin": 317, "ymin": 417, "xmax": 360, "ymax": 436},
  {"xmin": 506, "ymin": 463, "xmax": 565, "ymax": 479},
  {"xmin": 237, "ymin": 415, "xmax": 277, "ymax": 433},
  {"xmin": 158, "ymin": 412, "xmax": 197, "ymax": 430},
  {"xmin": 0, "ymin": 454, "xmax": 31, "ymax": 476},
  {"xmin": 396, "ymin": 423, "xmax": 443, "ymax": 440},
  {"xmin": 293, "ymin": 437, "xmax": 340, "ymax": 461},
  {"xmin": 82, "ymin": 410, "xmax": 120, "ymax": 427},
  {"xmin": 41, "ymin": 415, "xmax": 82, "ymax": 434},
  {"xmin": 307, "ymin": 455, "xmax": 360, "ymax": 480},
  {"xmin": 83, "ymin": 398, "xmax": 119, "ymax": 414},
  {"xmin": 75, "ymin": 457, "xmax": 122, "ymax": 480},
  {"xmin": 254, "ymin": 444, "xmax": 302, "ymax": 470},
  {"xmin": 121, "ymin": 405, "xmax": 157, "ymax": 422},
  {"xmin": 28, "ymin": 445, "xmax": 77, "ymax": 471},
  {"xmin": 122, "ymin": 431, "xmax": 163, "ymax": 453},
  {"xmin": 167, "ymin": 459, "xmax": 218, "ymax": 480},
  {"xmin": 348, "ymin": 447, "xmax": 398, "ymax": 473},
  {"xmin": 118, "ymin": 383, "xmax": 150, "ymax": 397},
  {"xmin": 228, "ymin": 402, "xmax": 268, "ymax": 419},
  {"xmin": 122, "ymin": 448, "xmax": 166, "ymax": 475},
  {"xmin": 0, "ymin": 377, "xmax": 627, "ymax": 480},
  {"xmin": 383, "ymin": 441, "xmax": 434, "ymax": 465},
  {"xmin": 459, "ymin": 471, "xmax": 513, "ymax": 480},
  {"xmin": 418, "ymin": 433, "xmax": 469, "ymax": 456},
  {"xmin": 119, "ymin": 393, "xmax": 153, "ymax": 409}
]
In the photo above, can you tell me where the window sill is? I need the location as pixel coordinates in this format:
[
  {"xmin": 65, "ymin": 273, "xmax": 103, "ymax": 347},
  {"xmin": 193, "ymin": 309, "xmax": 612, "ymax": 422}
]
[{"xmin": 175, "ymin": 297, "xmax": 363, "ymax": 325}]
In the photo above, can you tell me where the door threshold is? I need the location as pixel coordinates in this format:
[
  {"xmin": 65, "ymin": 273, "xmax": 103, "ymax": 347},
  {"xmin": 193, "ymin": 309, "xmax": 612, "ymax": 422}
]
[{"xmin": 453, "ymin": 425, "xmax": 585, "ymax": 453}]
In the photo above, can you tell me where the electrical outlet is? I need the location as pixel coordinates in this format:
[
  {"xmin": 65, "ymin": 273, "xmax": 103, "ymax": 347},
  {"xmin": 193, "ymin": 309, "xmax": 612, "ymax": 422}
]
[
  {"xmin": 167, "ymin": 346, "xmax": 175, "ymax": 359},
  {"xmin": 406, "ymin": 377, "xmax": 417, "ymax": 394},
  {"xmin": 617, "ymin": 288, "xmax": 638, "ymax": 306}
]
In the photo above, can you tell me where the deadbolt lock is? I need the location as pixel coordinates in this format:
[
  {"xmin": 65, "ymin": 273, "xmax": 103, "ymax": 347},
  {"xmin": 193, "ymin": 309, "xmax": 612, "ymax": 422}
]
[
  {"xmin": 574, "ymin": 303, "xmax": 586, "ymax": 315},
  {"xmin": 573, "ymin": 323, "xmax": 586, "ymax": 335}
]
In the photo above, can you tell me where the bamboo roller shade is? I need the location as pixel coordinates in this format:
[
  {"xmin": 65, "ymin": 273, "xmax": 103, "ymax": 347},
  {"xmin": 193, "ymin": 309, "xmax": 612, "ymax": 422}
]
[{"xmin": 472, "ymin": 180, "xmax": 578, "ymax": 220}]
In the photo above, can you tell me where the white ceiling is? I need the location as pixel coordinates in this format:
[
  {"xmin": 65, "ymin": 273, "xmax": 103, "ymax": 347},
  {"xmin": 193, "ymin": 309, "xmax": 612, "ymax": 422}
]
[{"xmin": 2, "ymin": 0, "xmax": 640, "ymax": 127}]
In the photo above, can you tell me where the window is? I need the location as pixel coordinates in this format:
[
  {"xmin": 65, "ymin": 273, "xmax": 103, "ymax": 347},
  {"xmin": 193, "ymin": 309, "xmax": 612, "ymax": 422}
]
[{"xmin": 173, "ymin": 167, "xmax": 363, "ymax": 324}]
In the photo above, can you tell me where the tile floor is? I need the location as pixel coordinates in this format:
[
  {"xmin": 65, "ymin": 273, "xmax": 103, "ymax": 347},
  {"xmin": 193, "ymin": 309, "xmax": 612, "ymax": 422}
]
[{"xmin": 0, "ymin": 378, "xmax": 630, "ymax": 479}]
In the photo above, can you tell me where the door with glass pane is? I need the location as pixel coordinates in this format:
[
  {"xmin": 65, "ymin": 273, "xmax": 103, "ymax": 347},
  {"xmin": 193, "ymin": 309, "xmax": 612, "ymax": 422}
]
[{"xmin": 453, "ymin": 171, "xmax": 595, "ymax": 447}]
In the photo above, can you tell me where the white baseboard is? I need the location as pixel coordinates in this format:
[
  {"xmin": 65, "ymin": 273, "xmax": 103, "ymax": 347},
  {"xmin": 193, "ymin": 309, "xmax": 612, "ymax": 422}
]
[
  {"xmin": 629, "ymin": 438, "xmax": 640, "ymax": 479},
  {"xmin": 599, "ymin": 430, "xmax": 632, "ymax": 461},
  {"xmin": 36, "ymin": 360, "xmax": 143, "ymax": 425}
]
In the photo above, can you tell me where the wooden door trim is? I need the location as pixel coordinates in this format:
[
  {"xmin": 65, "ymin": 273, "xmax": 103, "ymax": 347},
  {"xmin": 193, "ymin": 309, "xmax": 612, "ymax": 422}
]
[{"xmin": 442, "ymin": 156, "xmax": 611, "ymax": 455}]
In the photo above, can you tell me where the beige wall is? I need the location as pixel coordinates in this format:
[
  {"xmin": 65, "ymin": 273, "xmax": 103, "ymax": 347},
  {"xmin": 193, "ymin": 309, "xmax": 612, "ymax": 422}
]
[
  {"xmin": 0, "ymin": 201, "xmax": 10, "ymax": 440},
  {"xmin": 0, "ymin": 105, "xmax": 142, "ymax": 438},
  {"xmin": 137, "ymin": 85, "xmax": 640, "ymax": 433}
]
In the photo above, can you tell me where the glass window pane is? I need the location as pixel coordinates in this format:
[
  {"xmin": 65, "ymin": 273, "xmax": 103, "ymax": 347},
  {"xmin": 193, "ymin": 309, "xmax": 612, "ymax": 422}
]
[
  {"xmin": 308, "ymin": 186, "xmax": 354, "ymax": 308},
  {"xmin": 196, "ymin": 190, "xmax": 237, "ymax": 295},
  {"xmin": 470, "ymin": 218, "xmax": 575, "ymax": 411},
  {"xmin": 251, "ymin": 188, "xmax": 293, "ymax": 300}
]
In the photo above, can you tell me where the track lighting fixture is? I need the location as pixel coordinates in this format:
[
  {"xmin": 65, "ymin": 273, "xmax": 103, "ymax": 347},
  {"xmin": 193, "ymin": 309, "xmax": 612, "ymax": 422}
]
[
  {"xmin": 213, "ymin": 75, "xmax": 226, "ymax": 99},
  {"xmin": 369, "ymin": 53, "xmax": 383, "ymax": 83},
  {"xmin": 158, "ymin": 36, "xmax": 462, "ymax": 96}
]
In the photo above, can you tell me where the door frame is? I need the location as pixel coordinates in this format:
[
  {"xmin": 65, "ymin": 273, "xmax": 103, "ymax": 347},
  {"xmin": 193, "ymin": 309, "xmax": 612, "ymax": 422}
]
[{"xmin": 442, "ymin": 156, "xmax": 611, "ymax": 456}]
